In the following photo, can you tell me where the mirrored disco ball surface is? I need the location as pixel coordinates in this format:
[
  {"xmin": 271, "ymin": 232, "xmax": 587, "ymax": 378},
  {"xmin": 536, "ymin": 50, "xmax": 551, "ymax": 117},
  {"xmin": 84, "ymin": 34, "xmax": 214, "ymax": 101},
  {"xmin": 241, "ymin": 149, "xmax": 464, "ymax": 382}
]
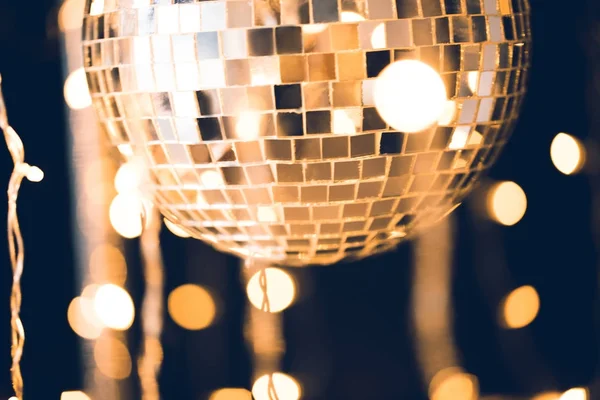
[{"xmin": 83, "ymin": 0, "xmax": 531, "ymax": 266}]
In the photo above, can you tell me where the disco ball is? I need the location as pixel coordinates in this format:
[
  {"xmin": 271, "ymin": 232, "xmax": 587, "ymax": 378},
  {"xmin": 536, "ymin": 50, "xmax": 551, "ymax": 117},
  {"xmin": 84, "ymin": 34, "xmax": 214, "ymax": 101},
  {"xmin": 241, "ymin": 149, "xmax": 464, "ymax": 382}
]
[{"xmin": 83, "ymin": 0, "xmax": 531, "ymax": 266}]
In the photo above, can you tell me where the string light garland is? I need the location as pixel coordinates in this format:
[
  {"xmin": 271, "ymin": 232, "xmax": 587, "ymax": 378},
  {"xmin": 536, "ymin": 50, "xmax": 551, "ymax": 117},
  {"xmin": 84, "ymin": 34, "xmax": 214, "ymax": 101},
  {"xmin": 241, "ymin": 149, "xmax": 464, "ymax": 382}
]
[{"xmin": 1, "ymin": 73, "xmax": 43, "ymax": 400}]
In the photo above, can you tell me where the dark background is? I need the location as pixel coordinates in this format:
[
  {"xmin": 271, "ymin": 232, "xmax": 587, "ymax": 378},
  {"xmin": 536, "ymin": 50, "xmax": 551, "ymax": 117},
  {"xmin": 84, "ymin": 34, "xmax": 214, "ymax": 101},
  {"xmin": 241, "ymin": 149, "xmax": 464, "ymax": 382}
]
[{"xmin": 0, "ymin": 0, "xmax": 598, "ymax": 399}]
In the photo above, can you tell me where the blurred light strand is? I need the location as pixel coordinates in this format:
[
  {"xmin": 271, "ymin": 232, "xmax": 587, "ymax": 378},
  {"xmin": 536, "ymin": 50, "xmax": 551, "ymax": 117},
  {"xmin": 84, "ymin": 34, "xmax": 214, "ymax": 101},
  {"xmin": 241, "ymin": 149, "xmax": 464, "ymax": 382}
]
[{"xmin": 1, "ymin": 73, "xmax": 43, "ymax": 400}]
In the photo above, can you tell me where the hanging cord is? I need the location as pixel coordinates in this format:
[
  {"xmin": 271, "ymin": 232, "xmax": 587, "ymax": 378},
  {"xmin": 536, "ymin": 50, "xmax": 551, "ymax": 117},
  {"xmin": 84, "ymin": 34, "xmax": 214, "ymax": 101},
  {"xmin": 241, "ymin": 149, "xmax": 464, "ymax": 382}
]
[
  {"xmin": 137, "ymin": 195, "xmax": 164, "ymax": 399},
  {"xmin": 0, "ymin": 73, "xmax": 43, "ymax": 400}
]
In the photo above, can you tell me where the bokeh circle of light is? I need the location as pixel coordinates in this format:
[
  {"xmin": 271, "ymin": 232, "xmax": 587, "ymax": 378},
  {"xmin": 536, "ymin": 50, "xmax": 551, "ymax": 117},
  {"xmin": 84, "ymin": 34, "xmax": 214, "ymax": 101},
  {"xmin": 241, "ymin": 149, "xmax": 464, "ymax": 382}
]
[
  {"xmin": 374, "ymin": 60, "xmax": 447, "ymax": 133},
  {"xmin": 560, "ymin": 388, "xmax": 589, "ymax": 400},
  {"xmin": 429, "ymin": 368, "xmax": 479, "ymax": 400},
  {"xmin": 94, "ymin": 336, "xmax": 132, "ymax": 380},
  {"xmin": 168, "ymin": 284, "xmax": 216, "ymax": 330},
  {"xmin": 550, "ymin": 133, "xmax": 585, "ymax": 175},
  {"xmin": 501, "ymin": 285, "xmax": 540, "ymax": 329},
  {"xmin": 67, "ymin": 297, "xmax": 103, "ymax": 339},
  {"xmin": 246, "ymin": 268, "xmax": 296, "ymax": 313},
  {"xmin": 252, "ymin": 373, "xmax": 301, "ymax": 400},
  {"xmin": 64, "ymin": 68, "xmax": 92, "ymax": 110},
  {"xmin": 109, "ymin": 193, "xmax": 146, "ymax": 239},
  {"xmin": 114, "ymin": 161, "xmax": 144, "ymax": 194},
  {"xmin": 94, "ymin": 284, "xmax": 135, "ymax": 331},
  {"xmin": 488, "ymin": 181, "xmax": 527, "ymax": 226},
  {"xmin": 209, "ymin": 388, "xmax": 252, "ymax": 400},
  {"xmin": 61, "ymin": 391, "xmax": 92, "ymax": 400}
]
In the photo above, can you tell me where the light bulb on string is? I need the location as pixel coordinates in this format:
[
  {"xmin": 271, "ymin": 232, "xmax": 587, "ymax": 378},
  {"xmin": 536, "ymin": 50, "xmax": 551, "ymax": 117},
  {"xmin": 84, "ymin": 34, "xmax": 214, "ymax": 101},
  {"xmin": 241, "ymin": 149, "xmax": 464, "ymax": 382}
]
[
  {"xmin": 246, "ymin": 268, "xmax": 296, "ymax": 313},
  {"xmin": 374, "ymin": 60, "xmax": 448, "ymax": 133},
  {"xmin": 252, "ymin": 373, "xmax": 301, "ymax": 400}
]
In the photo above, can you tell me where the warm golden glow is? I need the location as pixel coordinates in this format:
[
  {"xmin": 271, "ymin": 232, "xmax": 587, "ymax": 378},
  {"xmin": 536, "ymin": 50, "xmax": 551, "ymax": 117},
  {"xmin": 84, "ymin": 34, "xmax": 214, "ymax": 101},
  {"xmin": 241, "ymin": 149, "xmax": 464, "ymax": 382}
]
[
  {"xmin": 200, "ymin": 170, "xmax": 224, "ymax": 188},
  {"xmin": 109, "ymin": 193, "xmax": 145, "ymax": 238},
  {"xmin": 332, "ymin": 109, "xmax": 357, "ymax": 134},
  {"xmin": 429, "ymin": 368, "xmax": 479, "ymax": 400},
  {"xmin": 246, "ymin": 268, "xmax": 296, "ymax": 313},
  {"xmin": 94, "ymin": 336, "xmax": 132, "ymax": 380},
  {"xmin": 59, "ymin": 0, "xmax": 85, "ymax": 31},
  {"xmin": 371, "ymin": 23, "xmax": 386, "ymax": 49},
  {"xmin": 501, "ymin": 285, "xmax": 540, "ymax": 329},
  {"xmin": 257, "ymin": 206, "xmax": 278, "ymax": 223},
  {"xmin": 341, "ymin": 11, "xmax": 365, "ymax": 22},
  {"xmin": 114, "ymin": 161, "xmax": 144, "ymax": 194},
  {"xmin": 168, "ymin": 284, "xmax": 216, "ymax": 330},
  {"xmin": 64, "ymin": 68, "xmax": 92, "ymax": 110},
  {"xmin": 94, "ymin": 284, "xmax": 135, "ymax": 331},
  {"xmin": 236, "ymin": 112, "xmax": 261, "ymax": 140},
  {"xmin": 551, "ymin": 133, "xmax": 585, "ymax": 175},
  {"xmin": 438, "ymin": 100, "xmax": 457, "ymax": 125},
  {"xmin": 488, "ymin": 181, "xmax": 527, "ymax": 226},
  {"xmin": 467, "ymin": 71, "xmax": 480, "ymax": 93},
  {"xmin": 164, "ymin": 218, "xmax": 192, "ymax": 238},
  {"xmin": 209, "ymin": 388, "xmax": 252, "ymax": 400},
  {"xmin": 67, "ymin": 296, "xmax": 103, "ymax": 340},
  {"xmin": 252, "ymin": 373, "xmax": 301, "ymax": 400},
  {"xmin": 533, "ymin": 392, "xmax": 562, "ymax": 400},
  {"xmin": 560, "ymin": 388, "xmax": 589, "ymax": 400},
  {"xmin": 26, "ymin": 166, "xmax": 44, "ymax": 183},
  {"xmin": 61, "ymin": 391, "xmax": 91, "ymax": 400},
  {"xmin": 89, "ymin": 244, "xmax": 127, "ymax": 285},
  {"xmin": 374, "ymin": 60, "xmax": 447, "ymax": 133}
]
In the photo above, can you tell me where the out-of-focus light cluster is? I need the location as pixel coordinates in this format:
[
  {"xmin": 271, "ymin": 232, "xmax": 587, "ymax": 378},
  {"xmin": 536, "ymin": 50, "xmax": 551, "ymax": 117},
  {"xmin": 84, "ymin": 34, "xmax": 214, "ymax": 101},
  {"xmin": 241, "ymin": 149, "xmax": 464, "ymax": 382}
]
[
  {"xmin": 252, "ymin": 373, "xmax": 301, "ymax": 400},
  {"xmin": 551, "ymin": 133, "xmax": 586, "ymax": 175},
  {"xmin": 209, "ymin": 388, "xmax": 252, "ymax": 400},
  {"xmin": 487, "ymin": 181, "xmax": 528, "ymax": 226},
  {"xmin": 61, "ymin": 391, "xmax": 91, "ymax": 400},
  {"xmin": 64, "ymin": 68, "xmax": 92, "ymax": 110},
  {"xmin": 429, "ymin": 367, "xmax": 479, "ymax": 400},
  {"xmin": 560, "ymin": 388, "xmax": 589, "ymax": 400},
  {"xmin": 501, "ymin": 285, "xmax": 540, "ymax": 329},
  {"xmin": 109, "ymin": 161, "xmax": 153, "ymax": 239},
  {"xmin": 168, "ymin": 284, "xmax": 216, "ymax": 331},
  {"xmin": 94, "ymin": 335, "xmax": 132, "ymax": 380},
  {"xmin": 68, "ymin": 282, "xmax": 135, "ymax": 338},
  {"xmin": 429, "ymin": 368, "xmax": 479, "ymax": 400},
  {"xmin": 246, "ymin": 268, "xmax": 296, "ymax": 313},
  {"xmin": 59, "ymin": 0, "xmax": 85, "ymax": 31}
]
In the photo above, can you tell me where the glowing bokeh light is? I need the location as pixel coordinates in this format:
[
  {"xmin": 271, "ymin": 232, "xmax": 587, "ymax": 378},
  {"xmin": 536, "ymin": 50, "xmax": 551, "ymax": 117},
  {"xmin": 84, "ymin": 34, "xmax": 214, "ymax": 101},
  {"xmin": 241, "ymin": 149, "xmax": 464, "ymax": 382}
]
[
  {"xmin": 252, "ymin": 373, "xmax": 301, "ymax": 400},
  {"xmin": 374, "ymin": 60, "xmax": 447, "ymax": 133},
  {"xmin": 533, "ymin": 392, "xmax": 562, "ymax": 400},
  {"xmin": 246, "ymin": 268, "xmax": 296, "ymax": 313},
  {"xmin": 341, "ymin": 11, "xmax": 365, "ymax": 22},
  {"xmin": 164, "ymin": 218, "xmax": 192, "ymax": 238},
  {"xmin": 438, "ymin": 100, "xmax": 457, "ymax": 125},
  {"xmin": 94, "ymin": 284, "xmax": 135, "ymax": 331},
  {"xmin": 64, "ymin": 68, "xmax": 92, "ymax": 110},
  {"xmin": 371, "ymin": 23, "xmax": 386, "ymax": 48},
  {"xmin": 560, "ymin": 388, "xmax": 588, "ymax": 400},
  {"xmin": 109, "ymin": 193, "xmax": 146, "ymax": 238},
  {"xmin": 89, "ymin": 244, "xmax": 127, "ymax": 285},
  {"xmin": 168, "ymin": 284, "xmax": 216, "ymax": 330},
  {"xmin": 501, "ymin": 285, "xmax": 540, "ymax": 329},
  {"xmin": 67, "ymin": 297, "xmax": 103, "ymax": 340},
  {"xmin": 59, "ymin": 0, "xmax": 85, "ymax": 31},
  {"xmin": 114, "ymin": 161, "xmax": 144, "ymax": 194},
  {"xmin": 94, "ymin": 336, "xmax": 132, "ymax": 380},
  {"xmin": 209, "ymin": 388, "xmax": 252, "ymax": 400},
  {"xmin": 429, "ymin": 368, "xmax": 479, "ymax": 400},
  {"xmin": 488, "ymin": 181, "xmax": 527, "ymax": 226},
  {"xmin": 551, "ymin": 133, "xmax": 585, "ymax": 175},
  {"xmin": 61, "ymin": 391, "xmax": 92, "ymax": 400}
]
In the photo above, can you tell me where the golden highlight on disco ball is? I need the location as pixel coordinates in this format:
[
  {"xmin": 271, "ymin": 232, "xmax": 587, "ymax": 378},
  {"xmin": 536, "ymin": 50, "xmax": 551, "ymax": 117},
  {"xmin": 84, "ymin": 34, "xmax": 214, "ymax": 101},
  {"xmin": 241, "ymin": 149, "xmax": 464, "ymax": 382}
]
[{"xmin": 83, "ymin": 0, "xmax": 531, "ymax": 266}]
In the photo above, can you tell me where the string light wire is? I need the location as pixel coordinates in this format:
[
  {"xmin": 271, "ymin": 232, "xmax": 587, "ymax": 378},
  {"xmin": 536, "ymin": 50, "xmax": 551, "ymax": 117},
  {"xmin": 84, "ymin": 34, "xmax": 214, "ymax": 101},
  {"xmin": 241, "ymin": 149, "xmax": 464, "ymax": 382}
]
[{"xmin": 1, "ymin": 73, "xmax": 43, "ymax": 400}]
